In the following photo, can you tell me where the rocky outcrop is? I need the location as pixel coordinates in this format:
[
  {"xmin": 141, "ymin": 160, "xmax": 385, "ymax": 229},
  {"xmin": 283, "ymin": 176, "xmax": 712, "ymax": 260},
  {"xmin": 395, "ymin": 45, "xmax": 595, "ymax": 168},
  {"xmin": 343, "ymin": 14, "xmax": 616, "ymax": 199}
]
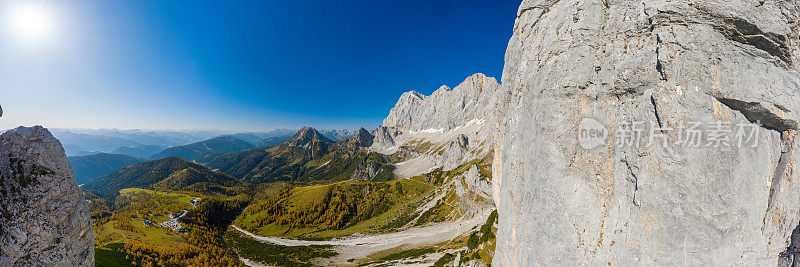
[
  {"xmin": 372, "ymin": 74, "xmax": 502, "ymax": 175},
  {"xmin": 494, "ymin": 0, "xmax": 800, "ymax": 265},
  {"xmin": 382, "ymin": 73, "xmax": 501, "ymax": 133},
  {"xmin": 354, "ymin": 128, "xmax": 374, "ymax": 147},
  {"xmin": 463, "ymin": 165, "xmax": 492, "ymax": 200},
  {"xmin": 371, "ymin": 126, "xmax": 402, "ymax": 150},
  {"xmin": 291, "ymin": 127, "xmax": 332, "ymax": 145},
  {"xmin": 0, "ymin": 126, "xmax": 94, "ymax": 266}
]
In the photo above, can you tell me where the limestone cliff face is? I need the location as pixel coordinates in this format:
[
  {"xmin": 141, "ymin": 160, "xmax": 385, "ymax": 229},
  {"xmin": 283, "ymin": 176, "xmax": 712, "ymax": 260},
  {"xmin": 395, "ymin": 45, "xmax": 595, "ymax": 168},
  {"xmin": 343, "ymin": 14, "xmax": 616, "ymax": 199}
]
[
  {"xmin": 370, "ymin": 74, "xmax": 501, "ymax": 239},
  {"xmin": 370, "ymin": 74, "xmax": 503, "ymax": 191},
  {"xmin": 0, "ymin": 126, "xmax": 94, "ymax": 266},
  {"xmin": 373, "ymin": 73, "xmax": 502, "ymax": 164},
  {"xmin": 494, "ymin": 0, "xmax": 800, "ymax": 265},
  {"xmin": 382, "ymin": 73, "xmax": 501, "ymax": 134}
]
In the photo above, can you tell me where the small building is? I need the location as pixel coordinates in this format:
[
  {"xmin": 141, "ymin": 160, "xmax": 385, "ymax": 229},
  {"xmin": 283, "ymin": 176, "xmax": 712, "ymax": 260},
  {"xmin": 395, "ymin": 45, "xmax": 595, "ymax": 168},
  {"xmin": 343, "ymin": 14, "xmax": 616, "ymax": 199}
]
[{"xmin": 189, "ymin": 198, "xmax": 202, "ymax": 207}]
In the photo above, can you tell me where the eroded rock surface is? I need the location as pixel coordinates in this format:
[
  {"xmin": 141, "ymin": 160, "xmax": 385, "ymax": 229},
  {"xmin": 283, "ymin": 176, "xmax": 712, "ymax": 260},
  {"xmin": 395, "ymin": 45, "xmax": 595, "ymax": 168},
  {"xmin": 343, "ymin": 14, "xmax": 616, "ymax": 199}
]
[
  {"xmin": 372, "ymin": 73, "xmax": 503, "ymax": 174},
  {"xmin": 382, "ymin": 73, "xmax": 501, "ymax": 134},
  {"xmin": 0, "ymin": 126, "xmax": 94, "ymax": 266},
  {"xmin": 494, "ymin": 0, "xmax": 800, "ymax": 265}
]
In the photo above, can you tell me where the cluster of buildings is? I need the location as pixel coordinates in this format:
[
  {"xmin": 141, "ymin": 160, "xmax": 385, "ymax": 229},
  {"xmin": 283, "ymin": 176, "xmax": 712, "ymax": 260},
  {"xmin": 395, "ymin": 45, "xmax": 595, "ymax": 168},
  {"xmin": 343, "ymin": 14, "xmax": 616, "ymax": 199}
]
[
  {"xmin": 160, "ymin": 210, "xmax": 188, "ymax": 233},
  {"xmin": 141, "ymin": 210, "xmax": 189, "ymax": 233},
  {"xmin": 140, "ymin": 198, "xmax": 200, "ymax": 233}
]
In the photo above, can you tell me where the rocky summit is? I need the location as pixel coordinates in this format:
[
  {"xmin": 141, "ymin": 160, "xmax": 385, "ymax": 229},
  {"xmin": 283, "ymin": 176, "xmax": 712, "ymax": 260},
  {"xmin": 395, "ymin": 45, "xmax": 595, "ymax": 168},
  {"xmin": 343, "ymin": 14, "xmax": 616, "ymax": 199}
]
[
  {"xmin": 372, "ymin": 73, "xmax": 503, "ymax": 165},
  {"xmin": 0, "ymin": 126, "xmax": 94, "ymax": 266},
  {"xmin": 382, "ymin": 73, "xmax": 501, "ymax": 134},
  {"xmin": 494, "ymin": 0, "xmax": 800, "ymax": 265}
]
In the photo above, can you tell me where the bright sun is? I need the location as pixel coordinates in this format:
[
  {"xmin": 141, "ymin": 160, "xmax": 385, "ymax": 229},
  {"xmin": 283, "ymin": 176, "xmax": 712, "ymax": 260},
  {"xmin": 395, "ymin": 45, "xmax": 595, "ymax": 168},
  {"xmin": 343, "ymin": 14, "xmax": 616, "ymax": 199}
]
[{"xmin": 9, "ymin": 5, "xmax": 53, "ymax": 39}]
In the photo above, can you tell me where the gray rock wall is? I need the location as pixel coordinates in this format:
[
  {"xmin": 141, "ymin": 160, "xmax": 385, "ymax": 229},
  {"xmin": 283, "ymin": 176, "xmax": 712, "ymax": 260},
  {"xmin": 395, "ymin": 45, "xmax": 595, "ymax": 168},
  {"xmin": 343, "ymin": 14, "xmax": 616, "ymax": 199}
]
[
  {"xmin": 0, "ymin": 126, "xmax": 94, "ymax": 266},
  {"xmin": 382, "ymin": 73, "xmax": 501, "ymax": 133},
  {"xmin": 494, "ymin": 0, "xmax": 800, "ymax": 265}
]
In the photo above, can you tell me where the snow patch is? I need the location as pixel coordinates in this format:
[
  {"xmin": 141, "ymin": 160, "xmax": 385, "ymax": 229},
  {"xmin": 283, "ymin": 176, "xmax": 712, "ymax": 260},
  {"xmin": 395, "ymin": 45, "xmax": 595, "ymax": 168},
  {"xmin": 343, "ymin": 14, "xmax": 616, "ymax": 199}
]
[{"xmin": 409, "ymin": 128, "xmax": 445, "ymax": 135}]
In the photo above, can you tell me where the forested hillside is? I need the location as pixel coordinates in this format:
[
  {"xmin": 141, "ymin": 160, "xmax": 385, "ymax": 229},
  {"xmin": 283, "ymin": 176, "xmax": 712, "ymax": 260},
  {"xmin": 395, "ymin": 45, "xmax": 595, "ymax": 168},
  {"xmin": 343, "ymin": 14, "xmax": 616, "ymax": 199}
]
[
  {"xmin": 84, "ymin": 157, "xmax": 241, "ymax": 197},
  {"xmin": 68, "ymin": 153, "xmax": 144, "ymax": 185},
  {"xmin": 150, "ymin": 136, "xmax": 254, "ymax": 161}
]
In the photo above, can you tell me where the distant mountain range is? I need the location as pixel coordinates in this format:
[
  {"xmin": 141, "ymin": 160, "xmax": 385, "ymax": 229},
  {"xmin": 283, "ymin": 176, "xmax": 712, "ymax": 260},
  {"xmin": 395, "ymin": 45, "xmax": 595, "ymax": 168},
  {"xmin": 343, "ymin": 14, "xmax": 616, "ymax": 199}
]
[
  {"xmin": 51, "ymin": 130, "xmax": 142, "ymax": 156},
  {"xmin": 52, "ymin": 128, "xmax": 228, "ymax": 148},
  {"xmin": 62, "ymin": 134, "xmax": 296, "ymax": 186},
  {"xmin": 68, "ymin": 153, "xmax": 144, "ymax": 185},
  {"xmin": 73, "ymin": 127, "xmax": 367, "ymax": 197},
  {"xmin": 318, "ymin": 129, "xmax": 359, "ymax": 141},
  {"xmin": 200, "ymin": 127, "xmax": 393, "ymax": 183},
  {"xmin": 50, "ymin": 128, "xmax": 356, "ymax": 157},
  {"xmin": 110, "ymin": 144, "xmax": 166, "ymax": 159},
  {"xmin": 149, "ymin": 136, "xmax": 256, "ymax": 161}
]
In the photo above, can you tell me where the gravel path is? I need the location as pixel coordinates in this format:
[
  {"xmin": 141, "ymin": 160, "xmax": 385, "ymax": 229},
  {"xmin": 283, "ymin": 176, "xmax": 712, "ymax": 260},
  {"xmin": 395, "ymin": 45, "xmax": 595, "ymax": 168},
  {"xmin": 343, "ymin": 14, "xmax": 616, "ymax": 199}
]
[{"xmin": 232, "ymin": 208, "xmax": 490, "ymax": 265}]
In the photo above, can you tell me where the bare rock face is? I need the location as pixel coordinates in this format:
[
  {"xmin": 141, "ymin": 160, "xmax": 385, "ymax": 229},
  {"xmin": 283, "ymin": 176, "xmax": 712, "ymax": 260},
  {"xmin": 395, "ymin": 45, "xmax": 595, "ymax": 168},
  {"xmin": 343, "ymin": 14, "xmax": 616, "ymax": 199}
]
[
  {"xmin": 0, "ymin": 126, "xmax": 94, "ymax": 266},
  {"xmin": 382, "ymin": 73, "xmax": 501, "ymax": 133},
  {"xmin": 354, "ymin": 128, "xmax": 374, "ymax": 147},
  {"xmin": 371, "ymin": 126, "xmax": 402, "ymax": 150},
  {"xmin": 494, "ymin": 0, "xmax": 800, "ymax": 265},
  {"xmin": 372, "ymin": 73, "xmax": 503, "ymax": 172}
]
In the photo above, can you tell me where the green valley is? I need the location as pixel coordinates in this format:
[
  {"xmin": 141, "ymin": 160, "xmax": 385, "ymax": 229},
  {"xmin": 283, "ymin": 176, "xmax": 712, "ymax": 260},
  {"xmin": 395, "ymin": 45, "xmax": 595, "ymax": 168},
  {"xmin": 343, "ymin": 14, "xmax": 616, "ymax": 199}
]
[{"xmin": 82, "ymin": 124, "xmax": 498, "ymax": 266}]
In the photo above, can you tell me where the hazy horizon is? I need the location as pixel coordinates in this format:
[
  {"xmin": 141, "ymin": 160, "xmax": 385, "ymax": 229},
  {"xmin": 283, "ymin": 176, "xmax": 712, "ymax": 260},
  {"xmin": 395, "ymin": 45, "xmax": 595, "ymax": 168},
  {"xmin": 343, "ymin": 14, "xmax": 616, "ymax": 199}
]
[{"xmin": 2, "ymin": 125, "xmax": 365, "ymax": 134}]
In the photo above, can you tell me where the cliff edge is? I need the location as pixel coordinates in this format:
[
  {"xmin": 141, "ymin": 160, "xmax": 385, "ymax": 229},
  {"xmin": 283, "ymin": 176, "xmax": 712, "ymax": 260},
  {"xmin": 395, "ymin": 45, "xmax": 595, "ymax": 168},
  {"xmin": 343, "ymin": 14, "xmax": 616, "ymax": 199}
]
[
  {"xmin": 0, "ymin": 126, "xmax": 94, "ymax": 266},
  {"xmin": 495, "ymin": 0, "xmax": 800, "ymax": 265}
]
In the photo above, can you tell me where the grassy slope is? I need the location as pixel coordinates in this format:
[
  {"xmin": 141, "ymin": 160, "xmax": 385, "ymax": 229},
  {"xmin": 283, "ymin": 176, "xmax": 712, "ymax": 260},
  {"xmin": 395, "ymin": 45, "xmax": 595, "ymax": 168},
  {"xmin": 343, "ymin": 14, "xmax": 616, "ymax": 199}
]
[
  {"xmin": 93, "ymin": 188, "xmax": 197, "ymax": 249},
  {"xmin": 235, "ymin": 178, "xmax": 433, "ymax": 240},
  {"xmin": 118, "ymin": 188, "xmax": 196, "ymax": 206},
  {"xmin": 95, "ymin": 243, "xmax": 136, "ymax": 267}
]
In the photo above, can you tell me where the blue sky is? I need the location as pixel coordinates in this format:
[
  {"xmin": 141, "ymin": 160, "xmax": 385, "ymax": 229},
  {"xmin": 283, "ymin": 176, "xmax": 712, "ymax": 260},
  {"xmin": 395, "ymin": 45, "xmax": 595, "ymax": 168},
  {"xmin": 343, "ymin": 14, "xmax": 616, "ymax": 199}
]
[{"xmin": 0, "ymin": 0, "xmax": 519, "ymax": 131}]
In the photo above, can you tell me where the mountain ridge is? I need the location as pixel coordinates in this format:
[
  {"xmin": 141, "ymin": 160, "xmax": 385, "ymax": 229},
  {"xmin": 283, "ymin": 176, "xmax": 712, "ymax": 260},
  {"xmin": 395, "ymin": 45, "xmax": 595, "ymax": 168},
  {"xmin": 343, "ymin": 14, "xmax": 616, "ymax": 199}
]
[
  {"xmin": 150, "ymin": 136, "xmax": 255, "ymax": 161},
  {"xmin": 84, "ymin": 156, "xmax": 241, "ymax": 197},
  {"xmin": 68, "ymin": 153, "xmax": 144, "ymax": 185}
]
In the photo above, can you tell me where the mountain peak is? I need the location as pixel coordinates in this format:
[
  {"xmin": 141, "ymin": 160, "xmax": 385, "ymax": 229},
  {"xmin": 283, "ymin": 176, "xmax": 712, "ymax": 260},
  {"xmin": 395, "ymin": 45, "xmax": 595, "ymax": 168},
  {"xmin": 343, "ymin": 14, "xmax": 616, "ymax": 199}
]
[
  {"xmin": 400, "ymin": 91, "xmax": 424, "ymax": 100},
  {"xmin": 291, "ymin": 127, "xmax": 331, "ymax": 144},
  {"xmin": 355, "ymin": 127, "xmax": 374, "ymax": 147},
  {"xmin": 381, "ymin": 73, "xmax": 501, "ymax": 133}
]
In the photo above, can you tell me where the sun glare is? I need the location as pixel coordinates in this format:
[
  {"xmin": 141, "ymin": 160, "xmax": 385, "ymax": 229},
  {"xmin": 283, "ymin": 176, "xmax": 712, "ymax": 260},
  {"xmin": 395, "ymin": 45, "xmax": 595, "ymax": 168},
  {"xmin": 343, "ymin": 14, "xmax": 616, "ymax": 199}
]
[
  {"xmin": 8, "ymin": 4, "xmax": 54, "ymax": 40},
  {"xmin": 16, "ymin": 9, "xmax": 48, "ymax": 34}
]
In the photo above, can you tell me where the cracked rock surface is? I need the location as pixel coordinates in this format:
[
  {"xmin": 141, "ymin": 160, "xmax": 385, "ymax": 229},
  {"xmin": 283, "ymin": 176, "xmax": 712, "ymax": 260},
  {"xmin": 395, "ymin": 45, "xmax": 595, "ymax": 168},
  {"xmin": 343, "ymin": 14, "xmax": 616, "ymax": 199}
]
[
  {"xmin": 0, "ymin": 126, "xmax": 94, "ymax": 266},
  {"xmin": 382, "ymin": 73, "xmax": 501, "ymax": 135},
  {"xmin": 494, "ymin": 0, "xmax": 800, "ymax": 265}
]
